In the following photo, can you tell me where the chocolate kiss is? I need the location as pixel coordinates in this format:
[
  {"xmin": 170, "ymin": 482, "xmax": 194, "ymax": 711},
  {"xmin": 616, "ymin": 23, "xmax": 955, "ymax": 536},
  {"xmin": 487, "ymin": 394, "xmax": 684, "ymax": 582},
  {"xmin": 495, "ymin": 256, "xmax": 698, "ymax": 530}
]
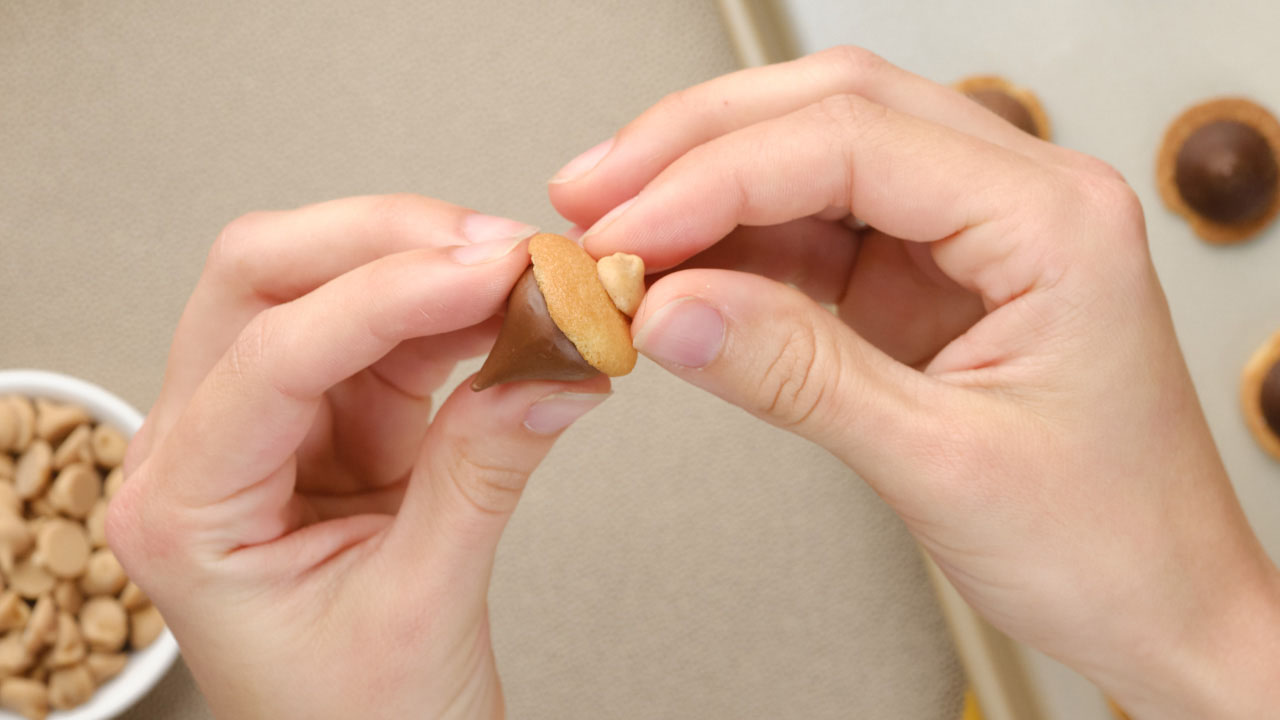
[
  {"xmin": 1262, "ymin": 357, "xmax": 1280, "ymax": 438},
  {"xmin": 1175, "ymin": 120, "xmax": 1279, "ymax": 224},
  {"xmin": 471, "ymin": 267, "xmax": 600, "ymax": 391},
  {"xmin": 966, "ymin": 88, "xmax": 1038, "ymax": 136}
]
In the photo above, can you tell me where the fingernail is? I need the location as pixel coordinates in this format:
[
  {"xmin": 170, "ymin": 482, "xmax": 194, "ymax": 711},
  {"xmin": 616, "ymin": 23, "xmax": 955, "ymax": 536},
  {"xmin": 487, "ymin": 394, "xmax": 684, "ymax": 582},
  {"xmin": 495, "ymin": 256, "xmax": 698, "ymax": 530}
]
[
  {"xmin": 633, "ymin": 297, "xmax": 724, "ymax": 369},
  {"xmin": 523, "ymin": 391, "xmax": 612, "ymax": 435},
  {"xmin": 579, "ymin": 197, "xmax": 637, "ymax": 243},
  {"xmin": 550, "ymin": 137, "xmax": 615, "ymax": 184},
  {"xmin": 451, "ymin": 226, "xmax": 534, "ymax": 265}
]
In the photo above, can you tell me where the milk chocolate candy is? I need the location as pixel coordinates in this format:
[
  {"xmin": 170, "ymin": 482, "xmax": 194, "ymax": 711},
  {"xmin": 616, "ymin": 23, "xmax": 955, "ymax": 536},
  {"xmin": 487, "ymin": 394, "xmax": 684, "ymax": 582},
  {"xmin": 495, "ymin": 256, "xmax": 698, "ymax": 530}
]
[
  {"xmin": 1261, "ymin": 356, "xmax": 1280, "ymax": 439},
  {"xmin": 1158, "ymin": 98, "xmax": 1280, "ymax": 244},
  {"xmin": 1175, "ymin": 120, "xmax": 1278, "ymax": 224},
  {"xmin": 954, "ymin": 75, "xmax": 1051, "ymax": 140},
  {"xmin": 472, "ymin": 234, "xmax": 638, "ymax": 391},
  {"xmin": 470, "ymin": 268, "xmax": 600, "ymax": 391},
  {"xmin": 1242, "ymin": 330, "xmax": 1280, "ymax": 461}
]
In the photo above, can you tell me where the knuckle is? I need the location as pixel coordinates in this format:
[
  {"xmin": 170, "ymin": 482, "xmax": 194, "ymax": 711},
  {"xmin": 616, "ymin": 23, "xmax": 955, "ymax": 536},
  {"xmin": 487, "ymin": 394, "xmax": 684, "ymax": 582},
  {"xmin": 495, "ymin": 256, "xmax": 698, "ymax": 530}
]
[
  {"xmin": 649, "ymin": 85, "xmax": 703, "ymax": 125},
  {"xmin": 756, "ymin": 317, "xmax": 836, "ymax": 429},
  {"xmin": 208, "ymin": 211, "xmax": 271, "ymax": 280},
  {"xmin": 820, "ymin": 45, "xmax": 887, "ymax": 78},
  {"xmin": 441, "ymin": 441, "xmax": 529, "ymax": 516},
  {"xmin": 1070, "ymin": 152, "xmax": 1127, "ymax": 184},
  {"xmin": 104, "ymin": 466, "xmax": 149, "ymax": 566},
  {"xmin": 366, "ymin": 193, "xmax": 434, "ymax": 236},
  {"xmin": 228, "ymin": 311, "xmax": 270, "ymax": 381},
  {"xmin": 1064, "ymin": 168, "xmax": 1148, "ymax": 254},
  {"xmin": 810, "ymin": 93, "xmax": 887, "ymax": 135}
]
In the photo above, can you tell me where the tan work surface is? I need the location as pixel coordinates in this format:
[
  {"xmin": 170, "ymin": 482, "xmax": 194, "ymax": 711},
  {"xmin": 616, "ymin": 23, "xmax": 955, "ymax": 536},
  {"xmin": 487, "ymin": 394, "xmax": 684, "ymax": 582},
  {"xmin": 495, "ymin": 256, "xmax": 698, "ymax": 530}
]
[{"xmin": 0, "ymin": 2, "xmax": 964, "ymax": 718}]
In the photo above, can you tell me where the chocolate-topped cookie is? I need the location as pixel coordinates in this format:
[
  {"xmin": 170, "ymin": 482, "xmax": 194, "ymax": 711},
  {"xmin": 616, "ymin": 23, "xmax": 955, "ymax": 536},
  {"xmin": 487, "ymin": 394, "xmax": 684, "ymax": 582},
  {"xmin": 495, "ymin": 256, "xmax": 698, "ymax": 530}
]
[
  {"xmin": 1158, "ymin": 98, "xmax": 1280, "ymax": 244},
  {"xmin": 954, "ymin": 75, "xmax": 1051, "ymax": 140},
  {"xmin": 1241, "ymin": 331, "xmax": 1280, "ymax": 461}
]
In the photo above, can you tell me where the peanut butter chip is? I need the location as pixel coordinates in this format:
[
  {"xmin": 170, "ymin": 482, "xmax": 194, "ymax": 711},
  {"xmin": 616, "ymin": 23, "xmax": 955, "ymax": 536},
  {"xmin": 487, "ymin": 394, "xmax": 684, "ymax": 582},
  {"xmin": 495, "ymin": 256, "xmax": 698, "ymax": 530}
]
[
  {"xmin": 103, "ymin": 467, "xmax": 125, "ymax": 500},
  {"xmin": 90, "ymin": 426, "xmax": 127, "ymax": 469},
  {"xmin": 0, "ymin": 514, "xmax": 34, "ymax": 566},
  {"xmin": 35, "ymin": 520, "xmax": 90, "ymax": 579},
  {"xmin": 0, "ymin": 483, "xmax": 20, "ymax": 517},
  {"xmin": 85, "ymin": 652, "xmax": 127, "ymax": 684},
  {"xmin": 53, "ymin": 580, "xmax": 83, "ymax": 615},
  {"xmin": 0, "ymin": 593, "xmax": 30, "ymax": 633},
  {"xmin": 86, "ymin": 500, "xmax": 109, "ymax": 549},
  {"xmin": 0, "ymin": 458, "xmax": 12, "ymax": 483},
  {"xmin": 21, "ymin": 596, "xmax": 55, "ymax": 654},
  {"xmin": 596, "ymin": 252, "xmax": 646, "ymax": 317},
  {"xmin": 118, "ymin": 581, "xmax": 148, "ymax": 612},
  {"xmin": 0, "ymin": 402, "xmax": 18, "ymax": 455},
  {"xmin": 79, "ymin": 549, "xmax": 126, "ymax": 597},
  {"xmin": 45, "ymin": 614, "xmax": 85, "ymax": 670},
  {"xmin": 128, "ymin": 604, "xmax": 164, "ymax": 649},
  {"xmin": 47, "ymin": 463, "xmax": 101, "ymax": 519},
  {"xmin": 33, "ymin": 401, "xmax": 90, "ymax": 446},
  {"xmin": 0, "ymin": 632, "xmax": 32, "ymax": 677},
  {"xmin": 8, "ymin": 560, "xmax": 54, "ymax": 600},
  {"xmin": 47, "ymin": 664, "xmax": 94, "ymax": 711},
  {"xmin": 78, "ymin": 598, "xmax": 127, "ymax": 652},
  {"xmin": 51, "ymin": 425, "xmax": 93, "ymax": 471},
  {"xmin": 0, "ymin": 676, "xmax": 47, "ymax": 719},
  {"xmin": 13, "ymin": 442, "xmax": 52, "ymax": 500},
  {"xmin": 5, "ymin": 398, "xmax": 36, "ymax": 456}
]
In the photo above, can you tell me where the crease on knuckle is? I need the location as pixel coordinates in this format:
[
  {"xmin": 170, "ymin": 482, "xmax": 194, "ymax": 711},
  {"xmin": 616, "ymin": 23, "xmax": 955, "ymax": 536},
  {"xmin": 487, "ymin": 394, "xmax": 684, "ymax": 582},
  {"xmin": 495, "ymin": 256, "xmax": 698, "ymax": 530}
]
[
  {"xmin": 104, "ymin": 464, "xmax": 156, "ymax": 566},
  {"xmin": 758, "ymin": 319, "xmax": 831, "ymax": 429},
  {"xmin": 443, "ymin": 442, "xmax": 528, "ymax": 516},
  {"xmin": 227, "ymin": 310, "xmax": 308, "ymax": 402},
  {"xmin": 808, "ymin": 94, "xmax": 879, "ymax": 210}
]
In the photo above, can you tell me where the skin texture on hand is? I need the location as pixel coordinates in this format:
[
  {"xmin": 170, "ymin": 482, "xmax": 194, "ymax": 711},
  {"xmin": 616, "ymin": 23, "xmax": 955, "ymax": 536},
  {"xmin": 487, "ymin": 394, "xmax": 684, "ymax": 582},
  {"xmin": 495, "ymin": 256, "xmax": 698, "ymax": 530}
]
[
  {"xmin": 550, "ymin": 47, "xmax": 1280, "ymax": 720},
  {"xmin": 106, "ymin": 195, "xmax": 612, "ymax": 719}
]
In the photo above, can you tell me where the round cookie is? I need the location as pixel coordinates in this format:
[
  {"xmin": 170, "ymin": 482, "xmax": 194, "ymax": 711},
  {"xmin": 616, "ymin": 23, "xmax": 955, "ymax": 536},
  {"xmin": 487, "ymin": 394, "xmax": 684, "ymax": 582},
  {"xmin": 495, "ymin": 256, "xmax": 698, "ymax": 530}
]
[
  {"xmin": 954, "ymin": 75, "xmax": 1052, "ymax": 141},
  {"xmin": 529, "ymin": 234, "xmax": 637, "ymax": 377},
  {"xmin": 1157, "ymin": 98, "xmax": 1280, "ymax": 244},
  {"xmin": 1242, "ymin": 330, "xmax": 1280, "ymax": 461}
]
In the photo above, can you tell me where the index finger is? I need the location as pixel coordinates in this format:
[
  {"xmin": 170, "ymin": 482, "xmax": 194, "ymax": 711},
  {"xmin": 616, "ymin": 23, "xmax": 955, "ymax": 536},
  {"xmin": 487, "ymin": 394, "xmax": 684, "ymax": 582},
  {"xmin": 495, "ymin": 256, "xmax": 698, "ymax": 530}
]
[
  {"xmin": 581, "ymin": 94, "xmax": 1089, "ymax": 308},
  {"xmin": 137, "ymin": 239, "xmax": 531, "ymax": 518}
]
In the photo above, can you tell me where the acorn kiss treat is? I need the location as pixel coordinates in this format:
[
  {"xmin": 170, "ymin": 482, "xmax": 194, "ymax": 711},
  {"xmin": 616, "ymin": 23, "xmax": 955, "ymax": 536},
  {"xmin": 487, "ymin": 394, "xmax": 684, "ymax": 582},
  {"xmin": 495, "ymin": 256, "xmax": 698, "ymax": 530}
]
[
  {"xmin": 1157, "ymin": 98, "xmax": 1280, "ymax": 244},
  {"xmin": 471, "ymin": 233, "xmax": 642, "ymax": 391},
  {"xmin": 955, "ymin": 75, "xmax": 1051, "ymax": 140}
]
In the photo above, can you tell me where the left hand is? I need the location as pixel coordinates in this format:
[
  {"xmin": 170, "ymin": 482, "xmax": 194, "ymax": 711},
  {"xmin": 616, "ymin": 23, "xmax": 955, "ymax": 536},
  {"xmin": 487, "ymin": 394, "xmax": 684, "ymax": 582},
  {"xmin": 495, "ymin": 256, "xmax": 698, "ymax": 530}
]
[{"xmin": 108, "ymin": 195, "xmax": 610, "ymax": 719}]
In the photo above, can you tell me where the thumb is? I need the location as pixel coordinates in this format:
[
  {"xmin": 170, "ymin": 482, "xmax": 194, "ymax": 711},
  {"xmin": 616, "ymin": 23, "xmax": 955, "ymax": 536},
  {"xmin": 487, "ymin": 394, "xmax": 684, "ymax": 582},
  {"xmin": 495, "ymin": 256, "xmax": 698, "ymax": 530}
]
[
  {"xmin": 385, "ymin": 375, "xmax": 611, "ymax": 589},
  {"xmin": 632, "ymin": 269, "xmax": 954, "ymax": 482}
]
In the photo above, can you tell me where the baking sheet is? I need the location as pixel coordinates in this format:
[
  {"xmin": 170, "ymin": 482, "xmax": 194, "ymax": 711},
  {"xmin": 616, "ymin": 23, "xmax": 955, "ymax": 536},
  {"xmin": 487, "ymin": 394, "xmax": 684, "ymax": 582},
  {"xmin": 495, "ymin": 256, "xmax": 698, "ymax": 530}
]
[{"xmin": 716, "ymin": 1, "xmax": 1280, "ymax": 718}]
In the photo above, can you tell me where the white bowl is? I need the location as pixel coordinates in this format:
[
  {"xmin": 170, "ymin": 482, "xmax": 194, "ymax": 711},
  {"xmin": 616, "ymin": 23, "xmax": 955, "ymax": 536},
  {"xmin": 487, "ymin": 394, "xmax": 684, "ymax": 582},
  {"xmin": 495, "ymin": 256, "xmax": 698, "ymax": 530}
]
[{"xmin": 0, "ymin": 369, "xmax": 180, "ymax": 720}]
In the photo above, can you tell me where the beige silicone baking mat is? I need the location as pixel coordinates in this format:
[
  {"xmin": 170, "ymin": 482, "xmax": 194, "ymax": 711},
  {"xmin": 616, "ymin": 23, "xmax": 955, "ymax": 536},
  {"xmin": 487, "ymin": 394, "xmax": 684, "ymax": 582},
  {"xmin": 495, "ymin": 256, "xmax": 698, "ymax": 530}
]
[{"xmin": 716, "ymin": 1, "xmax": 1280, "ymax": 718}]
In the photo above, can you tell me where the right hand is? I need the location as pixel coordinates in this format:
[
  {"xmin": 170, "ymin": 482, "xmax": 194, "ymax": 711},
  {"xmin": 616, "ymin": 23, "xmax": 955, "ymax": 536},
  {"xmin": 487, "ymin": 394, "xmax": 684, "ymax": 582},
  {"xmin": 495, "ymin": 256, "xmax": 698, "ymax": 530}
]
[{"xmin": 549, "ymin": 47, "xmax": 1280, "ymax": 719}]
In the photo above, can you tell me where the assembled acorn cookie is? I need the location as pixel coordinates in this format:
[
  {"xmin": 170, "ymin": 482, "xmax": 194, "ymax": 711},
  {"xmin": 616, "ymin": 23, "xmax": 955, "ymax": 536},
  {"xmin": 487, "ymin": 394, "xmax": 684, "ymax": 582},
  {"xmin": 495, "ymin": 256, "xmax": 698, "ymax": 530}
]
[
  {"xmin": 954, "ymin": 75, "xmax": 1052, "ymax": 140},
  {"xmin": 1241, "ymin": 330, "xmax": 1280, "ymax": 461},
  {"xmin": 1157, "ymin": 98, "xmax": 1280, "ymax": 244},
  {"xmin": 471, "ymin": 233, "xmax": 643, "ymax": 391}
]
